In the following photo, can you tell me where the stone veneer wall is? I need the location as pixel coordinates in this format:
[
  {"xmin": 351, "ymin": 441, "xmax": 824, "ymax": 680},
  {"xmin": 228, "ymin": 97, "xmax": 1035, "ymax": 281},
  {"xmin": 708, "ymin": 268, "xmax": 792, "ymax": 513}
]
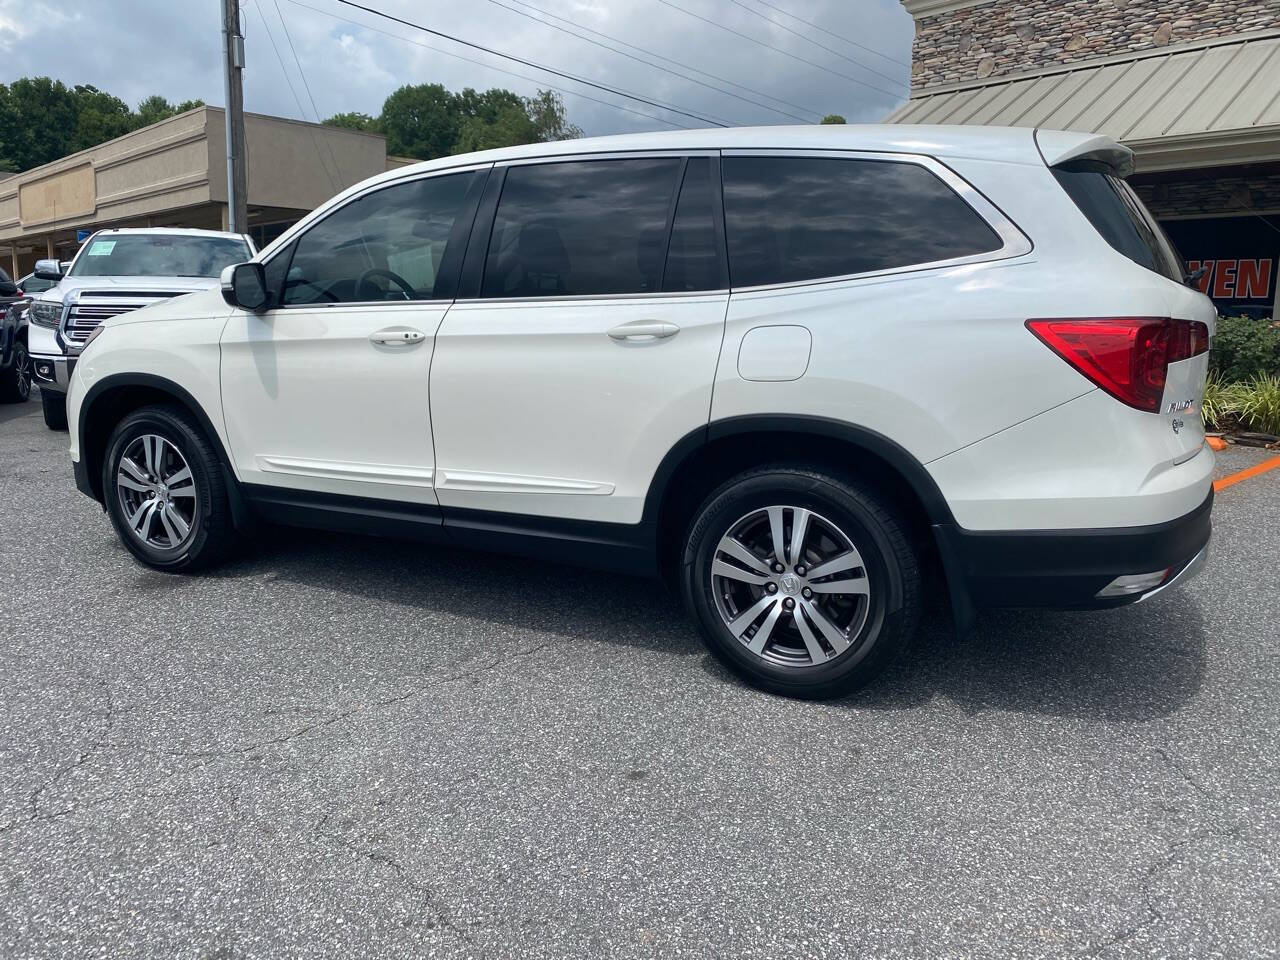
[
  {"xmin": 911, "ymin": 0, "xmax": 1280, "ymax": 89},
  {"xmin": 1134, "ymin": 169, "xmax": 1280, "ymax": 219}
]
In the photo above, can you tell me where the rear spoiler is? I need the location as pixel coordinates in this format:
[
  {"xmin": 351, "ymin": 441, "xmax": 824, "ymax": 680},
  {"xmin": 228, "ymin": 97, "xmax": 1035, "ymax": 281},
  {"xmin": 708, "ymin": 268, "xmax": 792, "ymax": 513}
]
[{"xmin": 1034, "ymin": 129, "xmax": 1134, "ymax": 177}]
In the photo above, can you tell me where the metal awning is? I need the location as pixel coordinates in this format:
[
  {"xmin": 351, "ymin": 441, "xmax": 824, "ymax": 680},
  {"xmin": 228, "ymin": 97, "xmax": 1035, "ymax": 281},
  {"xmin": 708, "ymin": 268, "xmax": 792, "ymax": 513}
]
[{"xmin": 888, "ymin": 30, "xmax": 1280, "ymax": 172}]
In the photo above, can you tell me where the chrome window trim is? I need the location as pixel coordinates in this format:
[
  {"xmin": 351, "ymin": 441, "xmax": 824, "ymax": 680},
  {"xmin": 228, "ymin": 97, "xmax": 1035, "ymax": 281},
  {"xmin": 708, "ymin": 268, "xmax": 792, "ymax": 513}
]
[
  {"xmin": 718, "ymin": 148, "xmax": 1032, "ymax": 296},
  {"xmin": 494, "ymin": 149, "xmax": 718, "ymax": 168},
  {"xmin": 268, "ymin": 299, "xmax": 457, "ymax": 311},
  {"xmin": 449, "ymin": 289, "xmax": 731, "ymax": 307}
]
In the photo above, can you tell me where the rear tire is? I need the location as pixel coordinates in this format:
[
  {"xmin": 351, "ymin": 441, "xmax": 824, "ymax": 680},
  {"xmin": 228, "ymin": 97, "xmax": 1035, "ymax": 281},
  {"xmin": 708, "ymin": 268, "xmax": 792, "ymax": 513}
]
[
  {"xmin": 0, "ymin": 341, "xmax": 31, "ymax": 403},
  {"xmin": 102, "ymin": 404, "xmax": 238, "ymax": 572},
  {"xmin": 681, "ymin": 465, "xmax": 921, "ymax": 699},
  {"xmin": 41, "ymin": 390, "xmax": 67, "ymax": 429}
]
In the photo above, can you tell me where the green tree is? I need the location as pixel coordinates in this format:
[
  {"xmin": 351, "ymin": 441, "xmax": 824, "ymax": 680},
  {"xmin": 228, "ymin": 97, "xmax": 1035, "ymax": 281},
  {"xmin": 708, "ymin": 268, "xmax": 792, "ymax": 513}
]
[
  {"xmin": 524, "ymin": 89, "xmax": 582, "ymax": 142},
  {"xmin": 323, "ymin": 111, "xmax": 380, "ymax": 133},
  {"xmin": 453, "ymin": 103, "xmax": 537, "ymax": 154},
  {"xmin": 70, "ymin": 85, "xmax": 135, "ymax": 152},
  {"xmin": 374, "ymin": 84, "xmax": 580, "ymax": 160},
  {"xmin": 0, "ymin": 77, "xmax": 79, "ymax": 171},
  {"xmin": 821, "ymin": 114, "xmax": 847, "ymax": 124},
  {"xmin": 378, "ymin": 83, "xmax": 458, "ymax": 160},
  {"xmin": 135, "ymin": 95, "xmax": 204, "ymax": 128}
]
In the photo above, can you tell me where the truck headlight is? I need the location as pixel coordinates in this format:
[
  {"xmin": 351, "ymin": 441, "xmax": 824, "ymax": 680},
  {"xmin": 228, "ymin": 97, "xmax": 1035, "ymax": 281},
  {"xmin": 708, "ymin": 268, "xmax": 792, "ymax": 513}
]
[{"xmin": 29, "ymin": 300, "xmax": 63, "ymax": 328}]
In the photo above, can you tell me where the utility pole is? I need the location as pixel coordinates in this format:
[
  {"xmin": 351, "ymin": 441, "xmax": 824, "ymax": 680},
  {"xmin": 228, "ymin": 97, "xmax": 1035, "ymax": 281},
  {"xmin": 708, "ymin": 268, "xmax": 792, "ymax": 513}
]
[{"xmin": 220, "ymin": 0, "xmax": 248, "ymax": 234}]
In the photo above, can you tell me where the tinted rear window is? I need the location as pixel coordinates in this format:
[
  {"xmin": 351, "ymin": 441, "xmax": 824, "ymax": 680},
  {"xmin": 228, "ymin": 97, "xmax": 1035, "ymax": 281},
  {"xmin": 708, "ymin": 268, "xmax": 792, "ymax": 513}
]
[
  {"xmin": 483, "ymin": 158, "xmax": 682, "ymax": 298},
  {"xmin": 1052, "ymin": 165, "xmax": 1184, "ymax": 283},
  {"xmin": 721, "ymin": 156, "xmax": 1003, "ymax": 287}
]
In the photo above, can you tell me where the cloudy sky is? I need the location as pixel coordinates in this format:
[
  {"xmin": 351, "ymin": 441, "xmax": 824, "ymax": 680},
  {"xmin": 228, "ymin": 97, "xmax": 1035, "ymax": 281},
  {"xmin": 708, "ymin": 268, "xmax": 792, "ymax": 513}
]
[{"xmin": 0, "ymin": 0, "xmax": 912, "ymax": 135}]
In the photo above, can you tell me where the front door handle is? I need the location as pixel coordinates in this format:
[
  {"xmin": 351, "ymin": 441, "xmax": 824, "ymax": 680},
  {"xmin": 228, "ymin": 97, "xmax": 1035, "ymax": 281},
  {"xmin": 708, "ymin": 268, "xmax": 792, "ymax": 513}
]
[
  {"xmin": 607, "ymin": 320, "xmax": 680, "ymax": 342},
  {"xmin": 370, "ymin": 327, "xmax": 425, "ymax": 346}
]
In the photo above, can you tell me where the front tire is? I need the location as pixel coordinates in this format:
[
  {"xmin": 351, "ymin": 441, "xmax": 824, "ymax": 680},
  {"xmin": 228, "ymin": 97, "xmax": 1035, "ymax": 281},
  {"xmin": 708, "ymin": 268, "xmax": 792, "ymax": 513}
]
[
  {"xmin": 41, "ymin": 390, "xmax": 67, "ymax": 429},
  {"xmin": 102, "ymin": 405, "xmax": 237, "ymax": 571},
  {"xmin": 681, "ymin": 466, "xmax": 921, "ymax": 699},
  {"xmin": 0, "ymin": 341, "xmax": 31, "ymax": 403}
]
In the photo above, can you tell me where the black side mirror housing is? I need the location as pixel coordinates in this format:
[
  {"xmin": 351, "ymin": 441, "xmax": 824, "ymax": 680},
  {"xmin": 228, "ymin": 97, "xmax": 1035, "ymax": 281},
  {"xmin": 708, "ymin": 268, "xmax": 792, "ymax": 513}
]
[
  {"xmin": 0, "ymin": 279, "xmax": 17, "ymax": 298},
  {"xmin": 221, "ymin": 262, "xmax": 270, "ymax": 312}
]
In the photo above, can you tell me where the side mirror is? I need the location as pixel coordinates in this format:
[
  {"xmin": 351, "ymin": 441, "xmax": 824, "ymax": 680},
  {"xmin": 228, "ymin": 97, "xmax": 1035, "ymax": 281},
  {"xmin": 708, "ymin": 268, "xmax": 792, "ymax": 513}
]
[
  {"xmin": 221, "ymin": 262, "xmax": 270, "ymax": 312},
  {"xmin": 34, "ymin": 259, "xmax": 64, "ymax": 281},
  {"xmin": 0, "ymin": 279, "xmax": 17, "ymax": 297}
]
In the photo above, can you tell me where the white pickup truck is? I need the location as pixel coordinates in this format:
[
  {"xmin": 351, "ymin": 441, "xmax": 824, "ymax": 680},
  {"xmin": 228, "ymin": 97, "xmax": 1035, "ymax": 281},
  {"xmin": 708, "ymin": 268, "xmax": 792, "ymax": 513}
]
[{"xmin": 28, "ymin": 227, "xmax": 255, "ymax": 429}]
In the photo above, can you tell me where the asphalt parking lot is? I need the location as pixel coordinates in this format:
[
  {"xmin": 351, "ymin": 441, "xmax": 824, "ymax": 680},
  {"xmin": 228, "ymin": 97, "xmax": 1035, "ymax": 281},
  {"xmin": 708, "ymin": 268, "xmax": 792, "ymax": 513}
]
[{"xmin": 2, "ymin": 390, "xmax": 1278, "ymax": 960}]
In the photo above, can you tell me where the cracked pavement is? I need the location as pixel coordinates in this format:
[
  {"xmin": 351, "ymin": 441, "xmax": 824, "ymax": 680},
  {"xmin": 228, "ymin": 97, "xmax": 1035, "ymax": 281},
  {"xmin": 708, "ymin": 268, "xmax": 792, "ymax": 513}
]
[{"xmin": 2, "ymin": 392, "xmax": 1279, "ymax": 959}]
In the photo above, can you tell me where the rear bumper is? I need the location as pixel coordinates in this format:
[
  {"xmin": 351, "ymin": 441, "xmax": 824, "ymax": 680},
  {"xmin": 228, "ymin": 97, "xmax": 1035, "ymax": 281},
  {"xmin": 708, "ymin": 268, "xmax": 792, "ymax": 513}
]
[{"xmin": 935, "ymin": 489, "xmax": 1213, "ymax": 612}]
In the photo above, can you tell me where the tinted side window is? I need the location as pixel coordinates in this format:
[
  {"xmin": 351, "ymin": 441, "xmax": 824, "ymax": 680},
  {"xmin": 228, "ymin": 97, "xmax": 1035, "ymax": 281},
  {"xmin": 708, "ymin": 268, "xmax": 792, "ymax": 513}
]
[
  {"xmin": 283, "ymin": 170, "xmax": 481, "ymax": 305},
  {"xmin": 482, "ymin": 158, "xmax": 682, "ymax": 298},
  {"xmin": 722, "ymin": 156, "xmax": 1002, "ymax": 287},
  {"xmin": 664, "ymin": 157, "xmax": 727, "ymax": 292},
  {"xmin": 1052, "ymin": 165, "xmax": 1184, "ymax": 283}
]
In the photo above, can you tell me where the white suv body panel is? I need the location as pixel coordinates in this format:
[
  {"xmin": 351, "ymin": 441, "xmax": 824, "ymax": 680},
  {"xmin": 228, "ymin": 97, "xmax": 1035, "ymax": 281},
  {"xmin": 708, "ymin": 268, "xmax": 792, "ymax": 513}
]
[
  {"xmin": 432, "ymin": 292, "xmax": 729, "ymax": 524},
  {"xmin": 67, "ymin": 124, "xmax": 1216, "ymax": 613},
  {"xmin": 219, "ymin": 300, "xmax": 446, "ymax": 506},
  {"xmin": 67, "ymin": 287, "xmax": 233, "ymax": 465}
]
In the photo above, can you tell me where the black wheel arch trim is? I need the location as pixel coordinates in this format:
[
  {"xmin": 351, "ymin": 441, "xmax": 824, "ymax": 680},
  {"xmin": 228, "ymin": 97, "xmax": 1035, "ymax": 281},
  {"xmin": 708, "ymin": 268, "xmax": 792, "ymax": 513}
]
[
  {"xmin": 76, "ymin": 372, "xmax": 255, "ymax": 533},
  {"xmin": 642, "ymin": 414, "xmax": 958, "ymax": 527}
]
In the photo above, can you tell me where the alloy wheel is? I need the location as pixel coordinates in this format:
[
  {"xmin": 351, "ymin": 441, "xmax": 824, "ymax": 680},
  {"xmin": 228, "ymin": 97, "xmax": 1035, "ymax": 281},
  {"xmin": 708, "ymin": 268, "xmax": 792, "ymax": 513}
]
[
  {"xmin": 115, "ymin": 434, "xmax": 199, "ymax": 551},
  {"xmin": 710, "ymin": 505, "xmax": 872, "ymax": 668},
  {"xmin": 15, "ymin": 344, "xmax": 30, "ymax": 400}
]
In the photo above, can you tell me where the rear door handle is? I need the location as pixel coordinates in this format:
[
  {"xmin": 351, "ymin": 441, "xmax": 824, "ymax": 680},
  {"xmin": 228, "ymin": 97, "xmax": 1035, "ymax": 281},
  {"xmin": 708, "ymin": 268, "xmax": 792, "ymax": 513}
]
[
  {"xmin": 607, "ymin": 320, "xmax": 680, "ymax": 342},
  {"xmin": 370, "ymin": 327, "xmax": 425, "ymax": 346}
]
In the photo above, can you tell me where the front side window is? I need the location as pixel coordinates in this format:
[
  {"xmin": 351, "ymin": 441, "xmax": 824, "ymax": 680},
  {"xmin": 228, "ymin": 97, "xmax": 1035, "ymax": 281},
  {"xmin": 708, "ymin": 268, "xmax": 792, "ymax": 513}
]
[
  {"xmin": 482, "ymin": 158, "xmax": 683, "ymax": 298},
  {"xmin": 69, "ymin": 234, "xmax": 252, "ymax": 279},
  {"xmin": 722, "ymin": 156, "xmax": 1003, "ymax": 288},
  {"xmin": 282, "ymin": 170, "xmax": 482, "ymax": 305}
]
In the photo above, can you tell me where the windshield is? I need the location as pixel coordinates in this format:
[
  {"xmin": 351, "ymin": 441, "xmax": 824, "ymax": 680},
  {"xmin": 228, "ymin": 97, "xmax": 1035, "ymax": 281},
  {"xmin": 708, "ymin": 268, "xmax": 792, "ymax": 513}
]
[{"xmin": 69, "ymin": 234, "xmax": 251, "ymax": 279}]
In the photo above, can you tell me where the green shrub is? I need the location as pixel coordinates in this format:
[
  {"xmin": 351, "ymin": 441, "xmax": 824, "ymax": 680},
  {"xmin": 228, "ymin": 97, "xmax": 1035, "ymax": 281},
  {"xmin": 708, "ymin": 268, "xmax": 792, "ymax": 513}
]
[
  {"xmin": 1236, "ymin": 373, "xmax": 1280, "ymax": 436},
  {"xmin": 1201, "ymin": 372, "xmax": 1243, "ymax": 431},
  {"xmin": 1210, "ymin": 314, "xmax": 1280, "ymax": 381}
]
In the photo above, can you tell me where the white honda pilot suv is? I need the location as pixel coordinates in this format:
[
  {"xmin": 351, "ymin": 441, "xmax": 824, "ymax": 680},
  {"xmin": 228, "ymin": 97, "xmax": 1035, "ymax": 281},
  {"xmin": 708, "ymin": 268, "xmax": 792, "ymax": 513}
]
[{"xmin": 67, "ymin": 125, "xmax": 1215, "ymax": 698}]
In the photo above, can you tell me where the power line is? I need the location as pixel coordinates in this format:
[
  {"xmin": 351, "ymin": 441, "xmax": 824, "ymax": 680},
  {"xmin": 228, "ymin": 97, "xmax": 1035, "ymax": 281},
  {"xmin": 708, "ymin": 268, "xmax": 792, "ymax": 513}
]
[
  {"xmin": 285, "ymin": 0, "xmax": 692, "ymax": 130},
  {"xmin": 503, "ymin": 0, "xmax": 823, "ymax": 119},
  {"xmin": 724, "ymin": 0, "xmax": 907, "ymax": 90},
  {"xmin": 485, "ymin": 0, "xmax": 816, "ymax": 123},
  {"xmin": 744, "ymin": 0, "xmax": 910, "ymax": 68},
  {"xmin": 652, "ymin": 0, "xmax": 905, "ymax": 101},
  {"xmin": 272, "ymin": 0, "xmax": 348, "ymax": 184},
  {"xmin": 249, "ymin": 0, "xmax": 342, "ymax": 189},
  {"xmin": 328, "ymin": 0, "xmax": 730, "ymax": 127}
]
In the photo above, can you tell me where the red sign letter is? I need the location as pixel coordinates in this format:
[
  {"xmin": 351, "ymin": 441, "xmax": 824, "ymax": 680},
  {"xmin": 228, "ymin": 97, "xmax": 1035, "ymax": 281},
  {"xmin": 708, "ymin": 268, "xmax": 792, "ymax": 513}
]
[
  {"xmin": 1236, "ymin": 259, "xmax": 1273, "ymax": 300},
  {"xmin": 1213, "ymin": 259, "xmax": 1237, "ymax": 299},
  {"xmin": 1187, "ymin": 260, "xmax": 1214, "ymax": 294}
]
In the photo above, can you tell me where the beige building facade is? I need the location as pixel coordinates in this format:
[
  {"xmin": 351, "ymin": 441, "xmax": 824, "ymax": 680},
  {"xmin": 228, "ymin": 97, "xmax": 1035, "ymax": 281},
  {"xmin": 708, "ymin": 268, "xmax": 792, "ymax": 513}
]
[
  {"xmin": 0, "ymin": 106, "xmax": 410, "ymax": 278},
  {"xmin": 890, "ymin": 0, "xmax": 1280, "ymax": 318}
]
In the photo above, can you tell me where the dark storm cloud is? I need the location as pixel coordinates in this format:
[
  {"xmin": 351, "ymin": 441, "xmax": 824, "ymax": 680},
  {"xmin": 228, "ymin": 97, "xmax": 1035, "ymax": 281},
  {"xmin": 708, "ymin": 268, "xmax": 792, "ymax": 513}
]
[{"xmin": 0, "ymin": 0, "xmax": 912, "ymax": 134}]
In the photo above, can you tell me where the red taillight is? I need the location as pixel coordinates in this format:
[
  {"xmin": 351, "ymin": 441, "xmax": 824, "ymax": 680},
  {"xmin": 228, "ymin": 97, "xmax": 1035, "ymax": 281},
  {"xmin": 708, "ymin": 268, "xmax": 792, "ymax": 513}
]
[{"xmin": 1025, "ymin": 317, "xmax": 1209, "ymax": 413}]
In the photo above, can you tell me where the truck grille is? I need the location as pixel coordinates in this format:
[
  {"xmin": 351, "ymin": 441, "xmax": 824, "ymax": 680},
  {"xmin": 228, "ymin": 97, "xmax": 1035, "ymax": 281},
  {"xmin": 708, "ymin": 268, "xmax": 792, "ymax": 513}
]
[{"xmin": 63, "ymin": 291, "xmax": 189, "ymax": 343}]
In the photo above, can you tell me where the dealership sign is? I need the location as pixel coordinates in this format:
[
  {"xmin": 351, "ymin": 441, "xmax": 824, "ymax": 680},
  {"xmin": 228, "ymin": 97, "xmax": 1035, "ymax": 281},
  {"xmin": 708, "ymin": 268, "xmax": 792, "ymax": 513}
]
[
  {"xmin": 1162, "ymin": 216, "xmax": 1278, "ymax": 316},
  {"xmin": 1185, "ymin": 258, "xmax": 1273, "ymax": 300}
]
